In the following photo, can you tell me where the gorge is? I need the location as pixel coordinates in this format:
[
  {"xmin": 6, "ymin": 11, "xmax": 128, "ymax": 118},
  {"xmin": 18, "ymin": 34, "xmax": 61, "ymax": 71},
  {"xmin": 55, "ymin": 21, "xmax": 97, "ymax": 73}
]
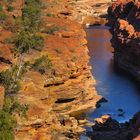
[{"xmin": 0, "ymin": 0, "xmax": 140, "ymax": 140}]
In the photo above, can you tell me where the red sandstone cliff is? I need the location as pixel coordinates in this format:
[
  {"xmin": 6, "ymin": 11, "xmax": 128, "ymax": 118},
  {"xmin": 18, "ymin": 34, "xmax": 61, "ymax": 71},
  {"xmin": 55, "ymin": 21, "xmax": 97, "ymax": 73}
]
[
  {"xmin": 108, "ymin": 0, "xmax": 140, "ymax": 139},
  {"xmin": 108, "ymin": 0, "xmax": 140, "ymax": 80},
  {"xmin": 0, "ymin": 0, "xmax": 103, "ymax": 139}
]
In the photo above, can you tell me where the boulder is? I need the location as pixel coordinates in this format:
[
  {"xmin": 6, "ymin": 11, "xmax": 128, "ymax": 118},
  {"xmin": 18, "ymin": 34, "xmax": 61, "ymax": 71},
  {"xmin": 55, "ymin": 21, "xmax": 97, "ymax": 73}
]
[{"xmin": 93, "ymin": 115, "xmax": 120, "ymax": 131}]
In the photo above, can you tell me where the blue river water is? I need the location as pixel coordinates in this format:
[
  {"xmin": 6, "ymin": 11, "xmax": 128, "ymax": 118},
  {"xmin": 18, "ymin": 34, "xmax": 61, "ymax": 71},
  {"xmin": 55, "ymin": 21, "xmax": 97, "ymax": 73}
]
[{"xmin": 80, "ymin": 26, "xmax": 140, "ymax": 139}]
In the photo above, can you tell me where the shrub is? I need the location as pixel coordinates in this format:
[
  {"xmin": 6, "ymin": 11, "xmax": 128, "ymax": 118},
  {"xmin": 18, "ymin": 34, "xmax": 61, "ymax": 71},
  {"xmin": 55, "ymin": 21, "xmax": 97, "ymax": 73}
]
[
  {"xmin": 0, "ymin": 12, "xmax": 7, "ymax": 21},
  {"xmin": 7, "ymin": 6, "xmax": 15, "ymax": 12},
  {"xmin": 22, "ymin": 0, "xmax": 42, "ymax": 32},
  {"xmin": 25, "ymin": 0, "xmax": 41, "ymax": 5},
  {"xmin": 0, "ymin": 97, "xmax": 16, "ymax": 140},
  {"xmin": 32, "ymin": 55, "xmax": 52, "ymax": 74},
  {"xmin": 0, "ymin": 70, "xmax": 20, "ymax": 94},
  {"xmin": 0, "ymin": 5, "xmax": 3, "ymax": 12},
  {"xmin": 46, "ymin": 13, "xmax": 55, "ymax": 17},
  {"xmin": 46, "ymin": 26, "xmax": 61, "ymax": 35},
  {"xmin": 11, "ymin": 100, "xmax": 28, "ymax": 117},
  {"xmin": 4, "ymin": 37, "xmax": 14, "ymax": 44},
  {"xmin": 15, "ymin": 31, "xmax": 34, "ymax": 53},
  {"xmin": 31, "ymin": 34, "xmax": 44, "ymax": 51},
  {"xmin": 3, "ymin": 0, "xmax": 16, "ymax": 2},
  {"xmin": 11, "ymin": 0, "xmax": 44, "ymax": 54},
  {"xmin": 0, "ymin": 65, "xmax": 27, "ymax": 94},
  {"xmin": 0, "ymin": 110, "xmax": 16, "ymax": 140},
  {"xmin": 15, "ymin": 31, "xmax": 44, "ymax": 53},
  {"xmin": 4, "ymin": 96, "xmax": 28, "ymax": 117},
  {"xmin": 0, "ymin": 96, "xmax": 28, "ymax": 140}
]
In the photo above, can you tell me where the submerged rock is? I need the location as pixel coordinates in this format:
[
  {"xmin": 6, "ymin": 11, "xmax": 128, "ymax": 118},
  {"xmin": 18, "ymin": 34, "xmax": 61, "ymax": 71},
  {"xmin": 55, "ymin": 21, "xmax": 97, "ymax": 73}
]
[{"xmin": 96, "ymin": 97, "xmax": 108, "ymax": 108}]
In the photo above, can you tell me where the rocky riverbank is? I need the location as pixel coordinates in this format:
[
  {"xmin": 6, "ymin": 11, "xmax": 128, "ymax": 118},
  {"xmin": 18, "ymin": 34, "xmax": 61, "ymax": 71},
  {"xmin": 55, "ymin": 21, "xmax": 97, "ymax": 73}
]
[
  {"xmin": 91, "ymin": 112, "xmax": 140, "ymax": 140},
  {"xmin": 108, "ymin": 0, "xmax": 140, "ymax": 81},
  {"xmin": 107, "ymin": 0, "xmax": 140, "ymax": 139},
  {"xmin": 0, "ymin": 0, "xmax": 113, "ymax": 140}
]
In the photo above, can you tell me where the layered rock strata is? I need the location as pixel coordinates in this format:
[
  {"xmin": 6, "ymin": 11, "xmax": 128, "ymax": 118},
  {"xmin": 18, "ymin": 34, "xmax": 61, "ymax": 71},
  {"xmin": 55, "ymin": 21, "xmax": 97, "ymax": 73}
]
[
  {"xmin": 67, "ymin": 0, "xmax": 111, "ymax": 25},
  {"xmin": 0, "ymin": 0, "xmax": 107, "ymax": 139}
]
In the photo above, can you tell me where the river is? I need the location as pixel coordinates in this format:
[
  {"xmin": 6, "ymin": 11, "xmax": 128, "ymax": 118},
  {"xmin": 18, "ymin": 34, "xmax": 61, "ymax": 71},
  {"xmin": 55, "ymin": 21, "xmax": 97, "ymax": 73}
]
[{"xmin": 80, "ymin": 26, "xmax": 140, "ymax": 139}]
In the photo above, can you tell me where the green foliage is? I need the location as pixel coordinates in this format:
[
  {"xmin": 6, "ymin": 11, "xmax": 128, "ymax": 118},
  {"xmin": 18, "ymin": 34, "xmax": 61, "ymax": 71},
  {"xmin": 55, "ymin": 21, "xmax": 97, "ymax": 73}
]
[
  {"xmin": 4, "ymin": 37, "xmax": 14, "ymax": 44},
  {"xmin": 15, "ymin": 31, "xmax": 35, "ymax": 53},
  {"xmin": 46, "ymin": 13, "xmax": 55, "ymax": 17},
  {"xmin": 31, "ymin": 34, "xmax": 44, "ymax": 51},
  {"xmin": 0, "ymin": 110, "xmax": 16, "ymax": 130},
  {"xmin": 0, "ymin": 110, "xmax": 16, "ymax": 140},
  {"xmin": 46, "ymin": 26, "xmax": 61, "ymax": 35},
  {"xmin": 3, "ymin": 0, "xmax": 16, "ymax": 2},
  {"xmin": 0, "ymin": 12, "xmax": 7, "ymax": 21},
  {"xmin": 13, "ymin": 17, "xmax": 25, "ymax": 33},
  {"xmin": 0, "ymin": 130, "xmax": 14, "ymax": 140},
  {"xmin": 32, "ymin": 55, "xmax": 52, "ymax": 74},
  {"xmin": 11, "ymin": 100, "xmax": 28, "ymax": 117},
  {"xmin": 0, "ymin": 65, "xmax": 27, "ymax": 94},
  {"xmin": 22, "ymin": 0, "xmax": 42, "ymax": 32},
  {"xmin": 13, "ymin": 0, "xmax": 44, "ymax": 54},
  {"xmin": 0, "ymin": 69, "xmax": 20, "ymax": 94},
  {"xmin": 25, "ymin": 0, "xmax": 41, "ymax": 5},
  {"xmin": 4, "ymin": 97, "xmax": 28, "ymax": 117},
  {"xmin": 0, "ymin": 97, "xmax": 16, "ymax": 140},
  {"xmin": 15, "ymin": 31, "xmax": 44, "ymax": 53},
  {"xmin": 0, "ymin": 5, "xmax": 3, "ymax": 12},
  {"xmin": 3, "ymin": 97, "xmax": 12, "ymax": 113},
  {"xmin": 7, "ymin": 6, "xmax": 15, "ymax": 12},
  {"xmin": 2, "ymin": 0, "xmax": 44, "ymax": 54},
  {"xmin": 0, "ymin": 96, "xmax": 28, "ymax": 140}
]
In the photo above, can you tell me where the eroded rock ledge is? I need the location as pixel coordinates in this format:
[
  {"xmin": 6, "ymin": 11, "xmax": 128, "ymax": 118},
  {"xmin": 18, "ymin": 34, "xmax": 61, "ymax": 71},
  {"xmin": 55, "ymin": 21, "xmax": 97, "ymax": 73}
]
[
  {"xmin": 0, "ymin": 0, "xmax": 114, "ymax": 139},
  {"xmin": 14, "ymin": 2, "xmax": 101, "ymax": 140}
]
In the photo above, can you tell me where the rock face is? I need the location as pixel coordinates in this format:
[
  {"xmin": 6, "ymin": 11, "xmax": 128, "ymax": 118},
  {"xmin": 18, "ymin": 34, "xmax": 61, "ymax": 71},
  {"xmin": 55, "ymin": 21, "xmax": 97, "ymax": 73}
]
[
  {"xmin": 14, "ymin": 8, "xmax": 101, "ymax": 140},
  {"xmin": 0, "ymin": 0, "xmax": 107, "ymax": 139},
  {"xmin": 108, "ymin": 0, "xmax": 140, "ymax": 139},
  {"xmin": 91, "ymin": 114, "xmax": 140, "ymax": 140},
  {"xmin": 108, "ymin": 0, "xmax": 140, "ymax": 81},
  {"xmin": 68, "ymin": 0, "xmax": 111, "ymax": 25}
]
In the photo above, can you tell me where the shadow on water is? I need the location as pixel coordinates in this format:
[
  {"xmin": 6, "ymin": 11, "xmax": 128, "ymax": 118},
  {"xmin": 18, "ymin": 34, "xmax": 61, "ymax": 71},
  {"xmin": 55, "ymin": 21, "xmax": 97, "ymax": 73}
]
[{"xmin": 80, "ymin": 26, "xmax": 140, "ymax": 139}]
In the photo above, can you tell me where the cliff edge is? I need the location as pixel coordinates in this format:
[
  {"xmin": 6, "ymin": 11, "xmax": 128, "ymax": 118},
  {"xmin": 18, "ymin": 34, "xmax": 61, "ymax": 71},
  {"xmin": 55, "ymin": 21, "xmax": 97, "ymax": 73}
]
[
  {"xmin": 108, "ymin": 0, "xmax": 140, "ymax": 80},
  {"xmin": 0, "ymin": 0, "xmax": 103, "ymax": 140}
]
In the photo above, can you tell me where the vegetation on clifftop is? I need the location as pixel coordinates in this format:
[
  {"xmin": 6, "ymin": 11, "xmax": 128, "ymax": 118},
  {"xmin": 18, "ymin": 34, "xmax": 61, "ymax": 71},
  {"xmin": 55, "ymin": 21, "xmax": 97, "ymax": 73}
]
[
  {"xmin": 14, "ymin": 0, "xmax": 44, "ymax": 53},
  {"xmin": 0, "ymin": 0, "xmax": 45, "ymax": 139},
  {"xmin": 32, "ymin": 55, "xmax": 52, "ymax": 74},
  {"xmin": 0, "ymin": 96, "xmax": 28, "ymax": 140},
  {"xmin": 15, "ymin": 31, "xmax": 44, "ymax": 53},
  {"xmin": 0, "ymin": 64, "xmax": 28, "ymax": 94}
]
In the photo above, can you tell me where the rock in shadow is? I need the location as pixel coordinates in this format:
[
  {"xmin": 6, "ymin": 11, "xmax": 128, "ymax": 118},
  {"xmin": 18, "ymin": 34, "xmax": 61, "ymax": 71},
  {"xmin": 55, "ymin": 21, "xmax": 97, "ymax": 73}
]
[
  {"xmin": 55, "ymin": 98, "xmax": 75, "ymax": 104},
  {"xmin": 91, "ymin": 115, "xmax": 133, "ymax": 140},
  {"xmin": 96, "ymin": 97, "xmax": 108, "ymax": 108}
]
